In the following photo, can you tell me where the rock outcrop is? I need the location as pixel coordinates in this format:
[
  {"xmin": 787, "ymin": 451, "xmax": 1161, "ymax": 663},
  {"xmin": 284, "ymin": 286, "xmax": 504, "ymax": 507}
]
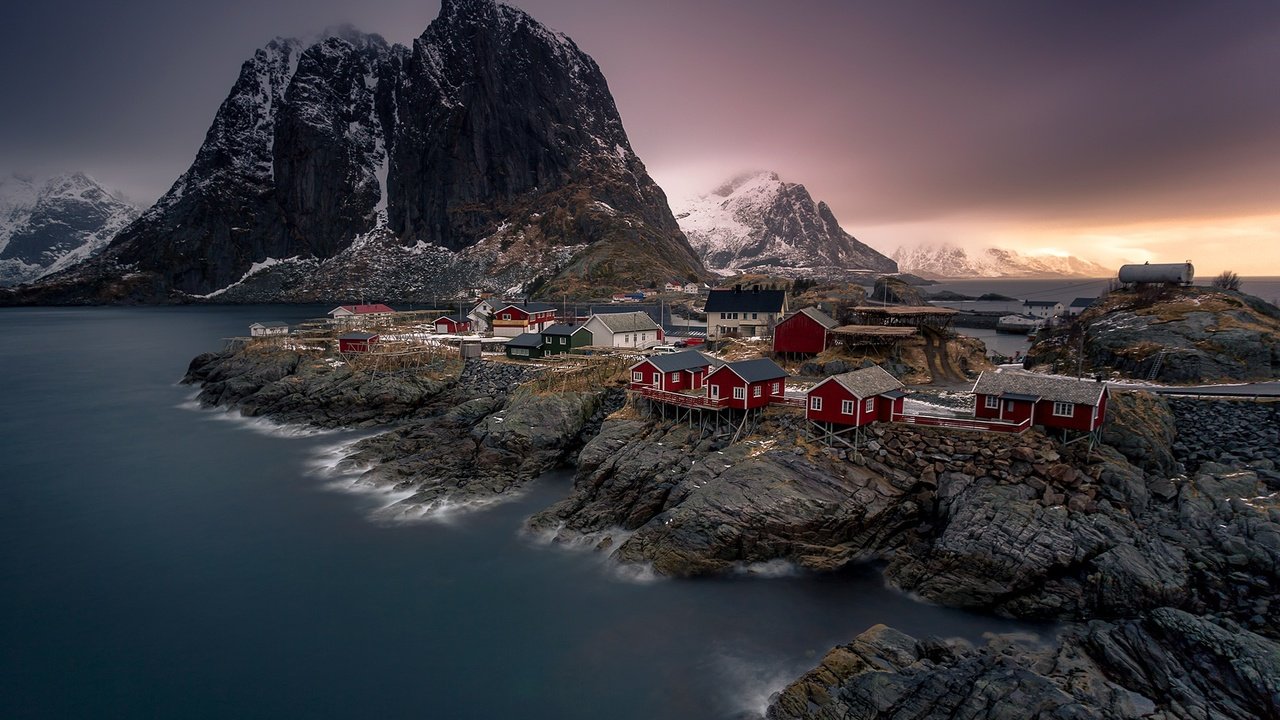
[
  {"xmin": 1027, "ymin": 285, "xmax": 1280, "ymax": 383},
  {"xmin": 767, "ymin": 608, "xmax": 1280, "ymax": 720},
  {"xmin": 4, "ymin": 0, "xmax": 703, "ymax": 305}
]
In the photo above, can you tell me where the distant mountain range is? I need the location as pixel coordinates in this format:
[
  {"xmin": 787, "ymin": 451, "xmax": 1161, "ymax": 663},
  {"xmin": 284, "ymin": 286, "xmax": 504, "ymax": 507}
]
[
  {"xmin": 0, "ymin": 173, "xmax": 138, "ymax": 286},
  {"xmin": 674, "ymin": 171, "xmax": 897, "ymax": 277},
  {"xmin": 892, "ymin": 243, "xmax": 1113, "ymax": 279},
  {"xmin": 3, "ymin": 0, "xmax": 703, "ymax": 305}
]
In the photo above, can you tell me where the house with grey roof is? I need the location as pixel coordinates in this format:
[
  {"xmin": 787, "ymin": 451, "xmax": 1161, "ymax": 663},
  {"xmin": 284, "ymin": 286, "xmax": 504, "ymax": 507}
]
[
  {"xmin": 972, "ymin": 370, "xmax": 1109, "ymax": 431},
  {"xmin": 806, "ymin": 365, "xmax": 906, "ymax": 427},
  {"xmin": 629, "ymin": 350, "xmax": 724, "ymax": 392},
  {"xmin": 705, "ymin": 357, "xmax": 789, "ymax": 409},
  {"xmin": 581, "ymin": 311, "xmax": 662, "ymax": 349}
]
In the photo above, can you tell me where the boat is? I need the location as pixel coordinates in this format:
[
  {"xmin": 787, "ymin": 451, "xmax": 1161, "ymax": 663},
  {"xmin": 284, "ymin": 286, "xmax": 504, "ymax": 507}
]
[{"xmin": 995, "ymin": 314, "xmax": 1046, "ymax": 334}]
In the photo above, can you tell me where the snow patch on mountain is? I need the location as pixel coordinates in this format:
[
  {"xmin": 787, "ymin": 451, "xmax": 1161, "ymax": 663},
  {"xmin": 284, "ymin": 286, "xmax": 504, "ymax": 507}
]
[
  {"xmin": 892, "ymin": 243, "xmax": 1113, "ymax": 279},
  {"xmin": 674, "ymin": 171, "xmax": 897, "ymax": 277}
]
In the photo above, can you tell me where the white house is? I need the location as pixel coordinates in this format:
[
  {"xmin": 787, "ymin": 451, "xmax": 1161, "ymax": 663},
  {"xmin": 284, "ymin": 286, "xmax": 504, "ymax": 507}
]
[
  {"xmin": 664, "ymin": 281, "xmax": 683, "ymax": 293},
  {"xmin": 682, "ymin": 282, "xmax": 699, "ymax": 295},
  {"xmin": 581, "ymin": 311, "xmax": 662, "ymax": 349},
  {"xmin": 1023, "ymin": 300, "xmax": 1064, "ymax": 319},
  {"xmin": 249, "ymin": 321, "xmax": 289, "ymax": 337},
  {"xmin": 704, "ymin": 286, "xmax": 789, "ymax": 339},
  {"xmin": 328, "ymin": 304, "xmax": 396, "ymax": 325},
  {"xmin": 468, "ymin": 299, "xmax": 496, "ymax": 333}
]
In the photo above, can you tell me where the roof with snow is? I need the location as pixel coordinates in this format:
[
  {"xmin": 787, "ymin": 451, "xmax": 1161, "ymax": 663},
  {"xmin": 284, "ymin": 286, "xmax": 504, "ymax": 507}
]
[
  {"xmin": 785, "ymin": 307, "xmax": 838, "ymax": 329},
  {"xmin": 506, "ymin": 333, "xmax": 544, "ymax": 348},
  {"xmin": 636, "ymin": 350, "xmax": 723, "ymax": 373},
  {"xmin": 717, "ymin": 357, "xmax": 788, "ymax": 383},
  {"xmin": 591, "ymin": 311, "xmax": 661, "ymax": 333},
  {"xmin": 971, "ymin": 370, "xmax": 1106, "ymax": 406},
  {"xmin": 826, "ymin": 365, "xmax": 904, "ymax": 399},
  {"xmin": 330, "ymin": 304, "xmax": 395, "ymax": 315},
  {"xmin": 704, "ymin": 288, "xmax": 786, "ymax": 314}
]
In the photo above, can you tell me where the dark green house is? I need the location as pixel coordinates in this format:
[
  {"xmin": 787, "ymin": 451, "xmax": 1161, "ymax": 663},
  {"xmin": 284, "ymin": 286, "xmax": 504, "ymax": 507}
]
[
  {"xmin": 541, "ymin": 324, "xmax": 592, "ymax": 355},
  {"xmin": 505, "ymin": 332, "xmax": 544, "ymax": 360}
]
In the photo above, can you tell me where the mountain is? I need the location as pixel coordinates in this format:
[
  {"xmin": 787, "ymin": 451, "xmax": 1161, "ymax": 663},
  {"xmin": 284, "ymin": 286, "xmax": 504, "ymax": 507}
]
[
  {"xmin": 0, "ymin": 173, "xmax": 139, "ymax": 286},
  {"xmin": 892, "ymin": 243, "xmax": 1113, "ymax": 279},
  {"xmin": 5, "ymin": 0, "xmax": 702, "ymax": 304},
  {"xmin": 673, "ymin": 171, "xmax": 897, "ymax": 277}
]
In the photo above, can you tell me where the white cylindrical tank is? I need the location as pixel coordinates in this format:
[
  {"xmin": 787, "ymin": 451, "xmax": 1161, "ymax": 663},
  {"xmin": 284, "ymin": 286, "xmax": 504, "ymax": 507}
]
[{"xmin": 1118, "ymin": 262, "xmax": 1194, "ymax": 284}]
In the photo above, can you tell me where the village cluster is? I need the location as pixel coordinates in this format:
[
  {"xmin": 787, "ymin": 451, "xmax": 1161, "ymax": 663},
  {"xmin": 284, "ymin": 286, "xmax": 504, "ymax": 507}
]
[{"xmin": 248, "ymin": 282, "xmax": 1111, "ymax": 449}]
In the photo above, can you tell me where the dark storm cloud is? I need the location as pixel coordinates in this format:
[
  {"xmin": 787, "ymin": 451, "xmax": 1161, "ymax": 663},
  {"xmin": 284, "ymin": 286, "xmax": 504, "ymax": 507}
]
[{"xmin": 1, "ymin": 0, "xmax": 1276, "ymax": 229}]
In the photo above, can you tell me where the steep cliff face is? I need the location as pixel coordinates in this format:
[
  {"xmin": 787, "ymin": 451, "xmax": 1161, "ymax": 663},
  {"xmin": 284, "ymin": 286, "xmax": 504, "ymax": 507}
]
[
  {"xmin": 674, "ymin": 171, "xmax": 897, "ymax": 276},
  {"xmin": 0, "ymin": 173, "xmax": 139, "ymax": 286},
  {"xmin": 6, "ymin": 0, "xmax": 701, "ymax": 304}
]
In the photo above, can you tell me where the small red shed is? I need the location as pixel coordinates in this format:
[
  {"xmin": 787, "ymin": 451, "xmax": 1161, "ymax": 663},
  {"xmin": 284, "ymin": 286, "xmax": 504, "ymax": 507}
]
[
  {"xmin": 971, "ymin": 371, "xmax": 1109, "ymax": 431},
  {"xmin": 705, "ymin": 358, "xmax": 788, "ymax": 410},
  {"xmin": 774, "ymin": 307, "xmax": 838, "ymax": 356},
  {"xmin": 629, "ymin": 350, "xmax": 723, "ymax": 392},
  {"xmin": 434, "ymin": 315, "xmax": 472, "ymax": 334},
  {"xmin": 338, "ymin": 332, "xmax": 380, "ymax": 353},
  {"xmin": 806, "ymin": 365, "xmax": 906, "ymax": 427}
]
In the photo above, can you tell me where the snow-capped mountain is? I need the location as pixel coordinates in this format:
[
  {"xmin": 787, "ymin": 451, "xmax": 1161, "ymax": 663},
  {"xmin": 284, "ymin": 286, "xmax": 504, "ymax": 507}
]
[
  {"xmin": 5, "ymin": 0, "xmax": 702, "ymax": 304},
  {"xmin": 0, "ymin": 173, "xmax": 139, "ymax": 286},
  {"xmin": 892, "ymin": 243, "xmax": 1112, "ymax": 279},
  {"xmin": 674, "ymin": 171, "xmax": 896, "ymax": 276}
]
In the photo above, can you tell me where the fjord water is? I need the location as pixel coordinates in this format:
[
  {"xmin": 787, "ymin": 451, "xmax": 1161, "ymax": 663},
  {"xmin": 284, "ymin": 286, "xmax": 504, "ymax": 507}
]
[{"xmin": 0, "ymin": 307, "xmax": 1041, "ymax": 719}]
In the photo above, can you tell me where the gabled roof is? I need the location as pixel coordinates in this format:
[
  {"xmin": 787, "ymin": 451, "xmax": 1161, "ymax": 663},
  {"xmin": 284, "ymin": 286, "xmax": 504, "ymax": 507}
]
[
  {"xmin": 506, "ymin": 333, "xmax": 544, "ymax": 348},
  {"xmin": 704, "ymin": 288, "xmax": 787, "ymax": 313},
  {"xmin": 251, "ymin": 321, "xmax": 289, "ymax": 328},
  {"xmin": 633, "ymin": 350, "xmax": 723, "ymax": 373},
  {"xmin": 820, "ymin": 365, "xmax": 904, "ymax": 399},
  {"xmin": 784, "ymin": 307, "xmax": 838, "ymax": 329},
  {"xmin": 1069, "ymin": 297, "xmax": 1097, "ymax": 308},
  {"xmin": 713, "ymin": 357, "xmax": 788, "ymax": 383},
  {"xmin": 541, "ymin": 323, "xmax": 580, "ymax": 336},
  {"xmin": 590, "ymin": 311, "xmax": 661, "ymax": 333},
  {"xmin": 435, "ymin": 315, "xmax": 468, "ymax": 324},
  {"xmin": 498, "ymin": 302, "xmax": 557, "ymax": 314},
  {"xmin": 971, "ymin": 370, "xmax": 1107, "ymax": 406},
  {"xmin": 1023, "ymin": 300, "xmax": 1060, "ymax": 307},
  {"xmin": 331, "ymin": 304, "xmax": 395, "ymax": 315},
  {"xmin": 338, "ymin": 332, "xmax": 379, "ymax": 340}
]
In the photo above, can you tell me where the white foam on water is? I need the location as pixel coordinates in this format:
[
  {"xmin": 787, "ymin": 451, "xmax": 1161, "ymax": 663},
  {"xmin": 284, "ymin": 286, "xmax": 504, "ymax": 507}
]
[
  {"xmin": 176, "ymin": 398, "xmax": 338, "ymax": 439},
  {"xmin": 732, "ymin": 559, "xmax": 802, "ymax": 579},
  {"xmin": 609, "ymin": 560, "xmax": 666, "ymax": 585},
  {"xmin": 372, "ymin": 490, "xmax": 528, "ymax": 525},
  {"xmin": 711, "ymin": 651, "xmax": 802, "ymax": 719}
]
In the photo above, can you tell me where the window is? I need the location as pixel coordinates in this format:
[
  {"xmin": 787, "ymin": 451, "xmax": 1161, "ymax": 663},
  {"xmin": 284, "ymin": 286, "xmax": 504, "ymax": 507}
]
[
  {"xmin": 633, "ymin": 371, "xmax": 643, "ymax": 382},
  {"xmin": 513, "ymin": 348, "xmax": 528, "ymax": 356},
  {"xmin": 753, "ymin": 386, "xmax": 762, "ymax": 398},
  {"xmin": 810, "ymin": 396, "xmax": 823, "ymax": 411},
  {"xmin": 733, "ymin": 386, "xmax": 746, "ymax": 400},
  {"xmin": 984, "ymin": 395, "xmax": 999, "ymax": 409},
  {"xmin": 710, "ymin": 385, "xmax": 720, "ymax": 399},
  {"xmin": 502, "ymin": 313, "xmax": 511, "ymax": 320},
  {"xmin": 771, "ymin": 382, "xmax": 780, "ymax": 394},
  {"xmin": 752, "ymin": 312, "xmax": 758, "ymax": 320},
  {"xmin": 866, "ymin": 398, "xmax": 875, "ymax": 413},
  {"xmin": 841, "ymin": 399, "xmax": 854, "ymax": 415},
  {"xmin": 720, "ymin": 313, "xmax": 726, "ymax": 319},
  {"xmin": 1053, "ymin": 401, "xmax": 1074, "ymax": 417},
  {"xmin": 560, "ymin": 338, "xmax": 566, "ymax": 345},
  {"xmin": 669, "ymin": 372, "xmax": 678, "ymax": 382}
]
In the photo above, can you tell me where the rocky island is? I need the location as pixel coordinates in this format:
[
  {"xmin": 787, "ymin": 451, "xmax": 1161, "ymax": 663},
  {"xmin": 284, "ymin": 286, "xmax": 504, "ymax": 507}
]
[{"xmin": 183, "ymin": 310, "xmax": 1280, "ymax": 718}]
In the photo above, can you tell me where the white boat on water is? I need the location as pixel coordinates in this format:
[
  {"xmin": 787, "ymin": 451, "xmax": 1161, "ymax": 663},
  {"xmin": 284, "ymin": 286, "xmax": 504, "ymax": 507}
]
[{"xmin": 995, "ymin": 314, "xmax": 1046, "ymax": 334}]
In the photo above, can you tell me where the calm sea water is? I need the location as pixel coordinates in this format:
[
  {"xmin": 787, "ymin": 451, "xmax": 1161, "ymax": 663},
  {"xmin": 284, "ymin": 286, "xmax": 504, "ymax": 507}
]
[{"xmin": 0, "ymin": 306, "xmax": 1043, "ymax": 719}]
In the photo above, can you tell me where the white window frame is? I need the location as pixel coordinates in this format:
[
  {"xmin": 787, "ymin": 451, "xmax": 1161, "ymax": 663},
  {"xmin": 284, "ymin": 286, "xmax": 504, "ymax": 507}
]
[
  {"xmin": 771, "ymin": 382, "xmax": 780, "ymax": 393},
  {"xmin": 984, "ymin": 395, "xmax": 999, "ymax": 409},
  {"xmin": 752, "ymin": 312, "xmax": 758, "ymax": 319},
  {"xmin": 753, "ymin": 386, "xmax": 762, "ymax": 398},
  {"xmin": 710, "ymin": 384, "xmax": 720, "ymax": 399},
  {"xmin": 733, "ymin": 386, "xmax": 746, "ymax": 400},
  {"xmin": 633, "ymin": 371, "xmax": 643, "ymax": 382},
  {"xmin": 669, "ymin": 372, "xmax": 679, "ymax": 382},
  {"xmin": 502, "ymin": 313, "xmax": 511, "ymax": 320},
  {"xmin": 810, "ymin": 396, "xmax": 822, "ymax": 411},
  {"xmin": 841, "ymin": 399, "xmax": 854, "ymax": 415},
  {"xmin": 1052, "ymin": 401, "xmax": 1074, "ymax": 417},
  {"xmin": 866, "ymin": 397, "xmax": 875, "ymax": 413}
]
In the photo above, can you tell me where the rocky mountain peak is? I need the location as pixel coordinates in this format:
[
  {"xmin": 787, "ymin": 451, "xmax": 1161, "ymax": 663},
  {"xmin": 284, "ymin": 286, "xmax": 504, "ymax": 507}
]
[{"xmin": 675, "ymin": 170, "xmax": 897, "ymax": 277}]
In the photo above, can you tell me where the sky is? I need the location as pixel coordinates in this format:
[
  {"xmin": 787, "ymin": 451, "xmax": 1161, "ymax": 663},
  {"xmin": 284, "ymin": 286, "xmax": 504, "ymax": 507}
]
[{"xmin": 1, "ymin": 0, "xmax": 1277, "ymax": 274}]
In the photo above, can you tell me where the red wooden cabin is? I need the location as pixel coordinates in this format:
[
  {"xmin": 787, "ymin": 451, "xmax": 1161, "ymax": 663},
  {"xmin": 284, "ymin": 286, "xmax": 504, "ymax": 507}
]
[
  {"xmin": 434, "ymin": 315, "xmax": 472, "ymax": 334},
  {"xmin": 705, "ymin": 358, "xmax": 788, "ymax": 410},
  {"xmin": 773, "ymin": 307, "xmax": 838, "ymax": 355},
  {"xmin": 492, "ymin": 303, "xmax": 558, "ymax": 337},
  {"xmin": 338, "ymin": 332, "xmax": 379, "ymax": 353},
  {"xmin": 806, "ymin": 365, "xmax": 905, "ymax": 426},
  {"xmin": 629, "ymin": 351, "xmax": 723, "ymax": 392},
  {"xmin": 971, "ymin": 371, "xmax": 1109, "ymax": 432}
]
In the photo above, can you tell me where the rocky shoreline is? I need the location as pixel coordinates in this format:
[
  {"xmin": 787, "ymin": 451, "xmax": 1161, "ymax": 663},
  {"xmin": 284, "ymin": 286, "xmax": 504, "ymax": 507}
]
[{"xmin": 183, "ymin": 343, "xmax": 1280, "ymax": 718}]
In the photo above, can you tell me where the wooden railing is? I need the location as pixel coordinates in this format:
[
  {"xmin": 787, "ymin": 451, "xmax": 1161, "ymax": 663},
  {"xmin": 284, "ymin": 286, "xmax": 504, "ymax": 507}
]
[
  {"xmin": 635, "ymin": 386, "xmax": 729, "ymax": 409},
  {"xmin": 891, "ymin": 412, "xmax": 1031, "ymax": 433}
]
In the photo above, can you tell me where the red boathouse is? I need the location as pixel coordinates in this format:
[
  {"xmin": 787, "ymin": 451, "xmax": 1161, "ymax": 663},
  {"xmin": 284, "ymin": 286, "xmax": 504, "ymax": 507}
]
[
  {"xmin": 971, "ymin": 370, "xmax": 1109, "ymax": 432},
  {"xmin": 434, "ymin": 315, "xmax": 472, "ymax": 334},
  {"xmin": 773, "ymin": 307, "xmax": 838, "ymax": 356},
  {"xmin": 629, "ymin": 350, "xmax": 723, "ymax": 392},
  {"xmin": 806, "ymin": 365, "xmax": 905, "ymax": 426},
  {"xmin": 705, "ymin": 358, "xmax": 788, "ymax": 410}
]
